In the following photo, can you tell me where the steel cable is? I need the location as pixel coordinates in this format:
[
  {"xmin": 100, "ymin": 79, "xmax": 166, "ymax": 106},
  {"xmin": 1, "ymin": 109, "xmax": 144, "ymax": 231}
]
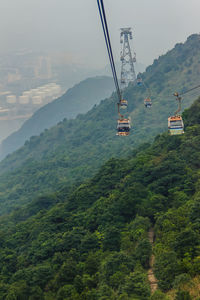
[{"xmin": 97, "ymin": 0, "xmax": 122, "ymax": 102}]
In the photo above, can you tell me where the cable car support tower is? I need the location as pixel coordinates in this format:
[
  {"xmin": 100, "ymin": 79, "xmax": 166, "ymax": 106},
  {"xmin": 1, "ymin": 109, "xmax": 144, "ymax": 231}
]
[{"xmin": 120, "ymin": 28, "xmax": 136, "ymax": 90}]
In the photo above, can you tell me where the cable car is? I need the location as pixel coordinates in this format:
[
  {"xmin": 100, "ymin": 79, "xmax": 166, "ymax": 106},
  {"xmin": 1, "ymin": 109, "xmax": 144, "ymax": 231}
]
[
  {"xmin": 168, "ymin": 115, "xmax": 184, "ymax": 135},
  {"xmin": 117, "ymin": 118, "xmax": 130, "ymax": 136},
  {"xmin": 144, "ymin": 98, "xmax": 152, "ymax": 108},
  {"xmin": 120, "ymin": 99, "xmax": 128, "ymax": 109},
  {"xmin": 137, "ymin": 78, "xmax": 142, "ymax": 86}
]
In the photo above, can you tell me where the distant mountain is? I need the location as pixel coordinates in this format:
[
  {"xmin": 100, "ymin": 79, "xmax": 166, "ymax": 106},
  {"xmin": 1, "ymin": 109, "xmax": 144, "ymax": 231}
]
[
  {"xmin": 0, "ymin": 76, "xmax": 114, "ymax": 159},
  {"xmin": 0, "ymin": 34, "xmax": 200, "ymax": 214}
]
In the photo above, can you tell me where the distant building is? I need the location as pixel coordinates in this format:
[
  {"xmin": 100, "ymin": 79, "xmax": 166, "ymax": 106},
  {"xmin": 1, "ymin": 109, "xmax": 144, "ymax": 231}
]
[
  {"xmin": 6, "ymin": 95, "xmax": 17, "ymax": 104},
  {"xmin": 19, "ymin": 95, "xmax": 29, "ymax": 104}
]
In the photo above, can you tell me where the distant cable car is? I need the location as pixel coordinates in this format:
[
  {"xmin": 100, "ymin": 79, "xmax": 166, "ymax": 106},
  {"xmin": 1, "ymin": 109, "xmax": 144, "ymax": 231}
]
[
  {"xmin": 168, "ymin": 92, "xmax": 184, "ymax": 135},
  {"xmin": 144, "ymin": 98, "xmax": 152, "ymax": 108},
  {"xmin": 168, "ymin": 116, "xmax": 184, "ymax": 135},
  {"xmin": 117, "ymin": 118, "xmax": 130, "ymax": 136},
  {"xmin": 120, "ymin": 99, "xmax": 128, "ymax": 109},
  {"xmin": 137, "ymin": 78, "xmax": 143, "ymax": 86}
]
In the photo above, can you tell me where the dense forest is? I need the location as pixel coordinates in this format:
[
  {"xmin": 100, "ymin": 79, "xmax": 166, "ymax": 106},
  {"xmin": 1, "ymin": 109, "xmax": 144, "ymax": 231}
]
[
  {"xmin": 0, "ymin": 96, "xmax": 199, "ymax": 299},
  {"xmin": 0, "ymin": 35, "xmax": 200, "ymax": 216}
]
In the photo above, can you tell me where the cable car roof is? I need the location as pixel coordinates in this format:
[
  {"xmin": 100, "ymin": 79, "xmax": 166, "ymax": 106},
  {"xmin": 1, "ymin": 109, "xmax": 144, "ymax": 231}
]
[{"xmin": 168, "ymin": 116, "xmax": 183, "ymax": 121}]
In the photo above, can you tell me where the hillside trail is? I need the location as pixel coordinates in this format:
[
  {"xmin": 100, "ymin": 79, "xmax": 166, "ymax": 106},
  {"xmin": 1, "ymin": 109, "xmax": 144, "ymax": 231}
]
[{"xmin": 148, "ymin": 228, "xmax": 158, "ymax": 294}]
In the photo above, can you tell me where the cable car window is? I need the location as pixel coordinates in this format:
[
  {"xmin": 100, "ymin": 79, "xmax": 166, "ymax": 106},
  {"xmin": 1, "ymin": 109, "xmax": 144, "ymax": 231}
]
[{"xmin": 170, "ymin": 120, "xmax": 183, "ymax": 127}]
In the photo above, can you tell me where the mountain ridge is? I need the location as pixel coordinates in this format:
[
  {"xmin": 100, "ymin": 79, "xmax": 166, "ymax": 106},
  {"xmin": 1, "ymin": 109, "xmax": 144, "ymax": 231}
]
[
  {"xmin": 0, "ymin": 75, "xmax": 114, "ymax": 160},
  {"xmin": 0, "ymin": 34, "xmax": 200, "ymax": 215}
]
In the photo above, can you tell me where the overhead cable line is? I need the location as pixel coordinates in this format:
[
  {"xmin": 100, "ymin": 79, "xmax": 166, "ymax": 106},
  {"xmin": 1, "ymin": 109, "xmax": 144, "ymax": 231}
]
[
  {"xmin": 97, "ymin": 0, "xmax": 122, "ymax": 102},
  {"xmin": 179, "ymin": 84, "xmax": 200, "ymax": 96},
  {"xmin": 96, "ymin": 0, "xmax": 117, "ymax": 91},
  {"xmin": 97, "ymin": 0, "xmax": 130, "ymax": 136}
]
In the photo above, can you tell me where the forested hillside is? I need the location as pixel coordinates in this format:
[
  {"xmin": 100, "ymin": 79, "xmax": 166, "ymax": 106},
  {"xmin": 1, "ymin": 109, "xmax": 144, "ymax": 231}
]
[
  {"xmin": 0, "ymin": 34, "xmax": 200, "ymax": 214},
  {"xmin": 0, "ymin": 76, "xmax": 114, "ymax": 160},
  {"xmin": 0, "ymin": 97, "xmax": 200, "ymax": 299}
]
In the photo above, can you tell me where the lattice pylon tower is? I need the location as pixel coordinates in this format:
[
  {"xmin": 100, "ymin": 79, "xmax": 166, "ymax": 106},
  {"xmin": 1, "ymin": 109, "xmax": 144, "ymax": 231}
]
[{"xmin": 120, "ymin": 28, "xmax": 136, "ymax": 90}]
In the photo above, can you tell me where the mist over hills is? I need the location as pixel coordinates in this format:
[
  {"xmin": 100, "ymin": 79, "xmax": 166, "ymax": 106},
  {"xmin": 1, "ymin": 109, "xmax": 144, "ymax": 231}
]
[
  {"xmin": 0, "ymin": 60, "xmax": 146, "ymax": 161},
  {"xmin": 0, "ymin": 34, "xmax": 200, "ymax": 215},
  {"xmin": 0, "ymin": 76, "xmax": 114, "ymax": 160}
]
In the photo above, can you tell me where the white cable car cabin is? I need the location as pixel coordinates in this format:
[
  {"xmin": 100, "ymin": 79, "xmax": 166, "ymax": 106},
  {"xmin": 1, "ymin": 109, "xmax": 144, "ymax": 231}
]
[
  {"xmin": 117, "ymin": 119, "xmax": 130, "ymax": 136},
  {"xmin": 120, "ymin": 99, "xmax": 128, "ymax": 109},
  {"xmin": 144, "ymin": 98, "xmax": 152, "ymax": 108},
  {"xmin": 168, "ymin": 115, "xmax": 184, "ymax": 135}
]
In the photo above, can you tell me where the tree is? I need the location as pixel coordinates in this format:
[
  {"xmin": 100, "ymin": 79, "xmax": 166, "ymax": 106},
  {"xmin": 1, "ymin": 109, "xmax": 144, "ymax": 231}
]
[
  {"xmin": 150, "ymin": 290, "xmax": 169, "ymax": 300},
  {"xmin": 5, "ymin": 281, "xmax": 29, "ymax": 300},
  {"xmin": 102, "ymin": 227, "xmax": 121, "ymax": 251},
  {"xmin": 122, "ymin": 270, "xmax": 150, "ymax": 299},
  {"xmin": 154, "ymin": 251, "xmax": 180, "ymax": 291},
  {"xmin": 135, "ymin": 239, "xmax": 152, "ymax": 268},
  {"xmin": 56, "ymin": 284, "xmax": 79, "ymax": 300},
  {"xmin": 29, "ymin": 286, "xmax": 44, "ymax": 300},
  {"xmin": 175, "ymin": 290, "xmax": 192, "ymax": 300}
]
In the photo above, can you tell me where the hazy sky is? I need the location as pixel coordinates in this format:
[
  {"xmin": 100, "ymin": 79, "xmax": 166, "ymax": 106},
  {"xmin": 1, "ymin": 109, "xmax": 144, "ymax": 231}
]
[{"xmin": 1, "ymin": 0, "xmax": 200, "ymax": 68}]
